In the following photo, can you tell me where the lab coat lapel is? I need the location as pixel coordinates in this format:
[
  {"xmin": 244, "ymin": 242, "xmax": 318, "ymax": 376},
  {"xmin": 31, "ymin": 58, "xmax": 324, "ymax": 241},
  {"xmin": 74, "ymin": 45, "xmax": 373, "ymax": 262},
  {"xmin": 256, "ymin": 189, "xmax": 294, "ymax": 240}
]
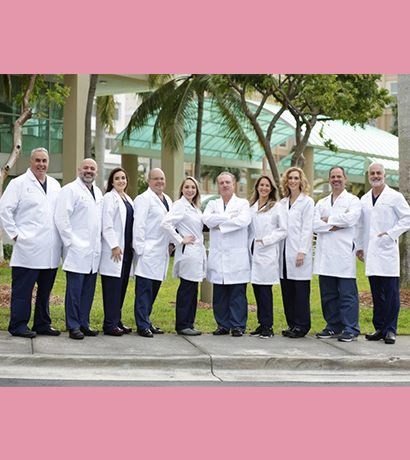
[
  {"xmin": 148, "ymin": 187, "xmax": 168, "ymax": 214},
  {"xmin": 76, "ymin": 177, "xmax": 96, "ymax": 203},
  {"xmin": 223, "ymin": 194, "xmax": 237, "ymax": 212},
  {"xmin": 373, "ymin": 185, "xmax": 390, "ymax": 207},
  {"xmin": 112, "ymin": 189, "xmax": 127, "ymax": 228},
  {"xmin": 27, "ymin": 169, "xmax": 46, "ymax": 195}
]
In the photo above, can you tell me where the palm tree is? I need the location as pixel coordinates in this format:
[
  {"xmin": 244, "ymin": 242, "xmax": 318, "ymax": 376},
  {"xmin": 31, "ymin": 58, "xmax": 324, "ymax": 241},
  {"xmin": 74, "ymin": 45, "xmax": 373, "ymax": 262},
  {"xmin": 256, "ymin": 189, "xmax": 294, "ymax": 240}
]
[
  {"xmin": 122, "ymin": 74, "xmax": 252, "ymax": 182},
  {"xmin": 94, "ymin": 94, "xmax": 116, "ymax": 189},
  {"xmin": 84, "ymin": 74, "xmax": 98, "ymax": 158}
]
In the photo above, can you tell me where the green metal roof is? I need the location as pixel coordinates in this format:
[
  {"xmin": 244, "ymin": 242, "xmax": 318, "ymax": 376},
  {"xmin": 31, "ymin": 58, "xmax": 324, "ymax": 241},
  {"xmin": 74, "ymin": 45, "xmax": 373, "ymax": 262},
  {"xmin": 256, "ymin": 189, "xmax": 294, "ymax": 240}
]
[
  {"xmin": 276, "ymin": 115, "xmax": 399, "ymax": 187},
  {"xmin": 114, "ymin": 98, "xmax": 399, "ymax": 185},
  {"xmin": 113, "ymin": 98, "xmax": 295, "ymax": 168}
]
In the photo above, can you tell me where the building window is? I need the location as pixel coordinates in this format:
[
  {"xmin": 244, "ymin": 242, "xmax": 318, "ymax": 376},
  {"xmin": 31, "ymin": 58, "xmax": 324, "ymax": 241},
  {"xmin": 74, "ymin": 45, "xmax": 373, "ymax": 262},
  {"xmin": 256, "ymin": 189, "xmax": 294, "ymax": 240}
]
[{"xmin": 389, "ymin": 81, "xmax": 398, "ymax": 96}]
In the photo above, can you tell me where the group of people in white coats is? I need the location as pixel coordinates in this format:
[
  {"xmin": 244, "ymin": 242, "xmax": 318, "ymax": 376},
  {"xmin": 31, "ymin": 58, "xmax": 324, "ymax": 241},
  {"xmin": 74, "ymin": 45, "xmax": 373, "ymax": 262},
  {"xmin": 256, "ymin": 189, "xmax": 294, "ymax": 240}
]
[
  {"xmin": 193, "ymin": 169, "xmax": 313, "ymax": 340},
  {"xmin": 165, "ymin": 165, "xmax": 410, "ymax": 345},
  {"xmin": 313, "ymin": 164, "xmax": 410, "ymax": 344},
  {"xmin": 1, "ymin": 147, "xmax": 410, "ymax": 346}
]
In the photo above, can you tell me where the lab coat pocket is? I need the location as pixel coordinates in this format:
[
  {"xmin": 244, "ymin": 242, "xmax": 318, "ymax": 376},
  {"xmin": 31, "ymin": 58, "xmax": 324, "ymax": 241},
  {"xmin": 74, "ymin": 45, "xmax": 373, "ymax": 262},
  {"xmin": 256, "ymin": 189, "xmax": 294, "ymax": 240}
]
[
  {"xmin": 378, "ymin": 234, "xmax": 395, "ymax": 250},
  {"xmin": 256, "ymin": 242, "xmax": 277, "ymax": 264},
  {"xmin": 15, "ymin": 233, "xmax": 32, "ymax": 251}
]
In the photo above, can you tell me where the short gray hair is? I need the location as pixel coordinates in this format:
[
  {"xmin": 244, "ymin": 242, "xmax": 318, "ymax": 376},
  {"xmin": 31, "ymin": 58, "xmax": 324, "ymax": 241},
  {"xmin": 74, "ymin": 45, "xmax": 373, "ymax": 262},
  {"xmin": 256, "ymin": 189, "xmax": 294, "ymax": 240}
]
[
  {"xmin": 368, "ymin": 162, "xmax": 385, "ymax": 173},
  {"xmin": 216, "ymin": 171, "xmax": 236, "ymax": 183},
  {"xmin": 30, "ymin": 147, "xmax": 49, "ymax": 158}
]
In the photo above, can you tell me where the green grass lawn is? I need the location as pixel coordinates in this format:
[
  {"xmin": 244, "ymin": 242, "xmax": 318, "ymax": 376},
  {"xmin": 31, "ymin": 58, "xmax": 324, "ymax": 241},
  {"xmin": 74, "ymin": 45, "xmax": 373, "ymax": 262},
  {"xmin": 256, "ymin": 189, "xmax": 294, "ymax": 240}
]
[{"xmin": 1, "ymin": 259, "xmax": 410, "ymax": 335}]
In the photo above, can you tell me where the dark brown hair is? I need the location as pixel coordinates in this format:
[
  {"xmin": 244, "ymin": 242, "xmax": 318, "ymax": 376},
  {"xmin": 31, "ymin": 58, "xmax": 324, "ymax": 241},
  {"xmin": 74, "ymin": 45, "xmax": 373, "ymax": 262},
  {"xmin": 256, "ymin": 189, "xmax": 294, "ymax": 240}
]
[
  {"xmin": 249, "ymin": 175, "xmax": 278, "ymax": 212},
  {"xmin": 106, "ymin": 167, "xmax": 129, "ymax": 194}
]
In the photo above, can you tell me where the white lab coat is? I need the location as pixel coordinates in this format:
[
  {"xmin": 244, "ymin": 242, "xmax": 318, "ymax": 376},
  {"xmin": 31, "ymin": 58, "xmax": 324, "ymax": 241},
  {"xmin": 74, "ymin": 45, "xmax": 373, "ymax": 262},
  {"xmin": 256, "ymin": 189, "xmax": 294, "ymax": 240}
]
[
  {"xmin": 133, "ymin": 187, "xmax": 172, "ymax": 282},
  {"xmin": 203, "ymin": 194, "xmax": 251, "ymax": 284},
  {"xmin": 313, "ymin": 189, "xmax": 361, "ymax": 278},
  {"xmin": 356, "ymin": 185, "xmax": 410, "ymax": 277},
  {"xmin": 249, "ymin": 201, "xmax": 287, "ymax": 285},
  {"xmin": 279, "ymin": 193, "xmax": 314, "ymax": 281},
  {"xmin": 54, "ymin": 177, "xmax": 103, "ymax": 274},
  {"xmin": 161, "ymin": 196, "xmax": 206, "ymax": 282},
  {"xmin": 0, "ymin": 168, "xmax": 62, "ymax": 269},
  {"xmin": 99, "ymin": 189, "xmax": 134, "ymax": 277}
]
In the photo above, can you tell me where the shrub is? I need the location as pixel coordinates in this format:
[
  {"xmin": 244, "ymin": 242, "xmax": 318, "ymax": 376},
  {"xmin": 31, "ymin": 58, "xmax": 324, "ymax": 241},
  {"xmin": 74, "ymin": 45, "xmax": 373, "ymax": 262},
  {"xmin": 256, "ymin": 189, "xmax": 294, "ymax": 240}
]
[{"xmin": 3, "ymin": 244, "xmax": 12, "ymax": 261}]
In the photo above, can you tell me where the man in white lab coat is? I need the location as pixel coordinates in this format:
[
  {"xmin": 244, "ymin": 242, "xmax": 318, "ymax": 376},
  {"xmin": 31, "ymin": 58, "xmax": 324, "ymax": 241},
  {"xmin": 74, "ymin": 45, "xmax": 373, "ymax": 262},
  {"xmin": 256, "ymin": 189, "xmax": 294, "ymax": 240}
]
[
  {"xmin": 133, "ymin": 168, "xmax": 172, "ymax": 338},
  {"xmin": 0, "ymin": 148, "xmax": 62, "ymax": 338},
  {"xmin": 54, "ymin": 159, "xmax": 103, "ymax": 340},
  {"xmin": 356, "ymin": 163, "xmax": 410, "ymax": 344},
  {"xmin": 203, "ymin": 172, "xmax": 251, "ymax": 337},
  {"xmin": 313, "ymin": 166, "xmax": 362, "ymax": 342}
]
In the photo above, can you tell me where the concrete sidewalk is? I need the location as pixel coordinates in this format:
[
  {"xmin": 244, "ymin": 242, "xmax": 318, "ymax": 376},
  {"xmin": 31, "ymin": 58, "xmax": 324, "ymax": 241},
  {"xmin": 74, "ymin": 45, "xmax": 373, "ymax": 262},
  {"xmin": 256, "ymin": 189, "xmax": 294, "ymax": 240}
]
[{"xmin": 1, "ymin": 331, "xmax": 410, "ymax": 384}]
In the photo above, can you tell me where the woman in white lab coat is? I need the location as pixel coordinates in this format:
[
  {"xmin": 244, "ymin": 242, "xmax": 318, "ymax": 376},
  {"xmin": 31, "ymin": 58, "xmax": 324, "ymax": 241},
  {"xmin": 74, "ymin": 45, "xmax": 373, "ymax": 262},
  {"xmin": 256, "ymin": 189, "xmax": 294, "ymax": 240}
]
[
  {"xmin": 100, "ymin": 168, "xmax": 134, "ymax": 336},
  {"xmin": 248, "ymin": 176, "xmax": 287, "ymax": 339},
  {"xmin": 279, "ymin": 167, "xmax": 314, "ymax": 338},
  {"xmin": 161, "ymin": 176, "xmax": 206, "ymax": 336}
]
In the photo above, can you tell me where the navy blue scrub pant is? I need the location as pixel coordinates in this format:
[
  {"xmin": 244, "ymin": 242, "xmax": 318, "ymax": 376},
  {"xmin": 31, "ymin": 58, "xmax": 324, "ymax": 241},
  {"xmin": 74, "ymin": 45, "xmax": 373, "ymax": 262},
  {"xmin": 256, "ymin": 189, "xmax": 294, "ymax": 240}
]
[
  {"xmin": 101, "ymin": 255, "xmax": 132, "ymax": 331},
  {"xmin": 213, "ymin": 283, "xmax": 248, "ymax": 331},
  {"xmin": 280, "ymin": 278, "xmax": 311, "ymax": 334},
  {"xmin": 319, "ymin": 275, "xmax": 360, "ymax": 335},
  {"xmin": 175, "ymin": 278, "xmax": 198, "ymax": 331},
  {"xmin": 134, "ymin": 276, "xmax": 161, "ymax": 330},
  {"xmin": 368, "ymin": 276, "xmax": 400, "ymax": 335},
  {"xmin": 65, "ymin": 271, "xmax": 97, "ymax": 331},
  {"xmin": 252, "ymin": 284, "xmax": 273, "ymax": 329},
  {"xmin": 9, "ymin": 267, "xmax": 57, "ymax": 334}
]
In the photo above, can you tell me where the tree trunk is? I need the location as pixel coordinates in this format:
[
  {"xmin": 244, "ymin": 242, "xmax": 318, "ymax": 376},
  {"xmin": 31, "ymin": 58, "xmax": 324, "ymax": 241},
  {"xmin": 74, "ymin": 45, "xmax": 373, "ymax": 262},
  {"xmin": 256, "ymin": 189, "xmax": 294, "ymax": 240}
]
[
  {"xmin": 84, "ymin": 74, "xmax": 98, "ymax": 158},
  {"xmin": 94, "ymin": 110, "xmax": 105, "ymax": 190},
  {"xmin": 238, "ymin": 98, "xmax": 281, "ymax": 190},
  {"xmin": 398, "ymin": 75, "xmax": 410, "ymax": 287},
  {"xmin": 0, "ymin": 74, "xmax": 37, "ymax": 263},
  {"xmin": 291, "ymin": 120, "xmax": 315, "ymax": 167},
  {"xmin": 263, "ymin": 144, "xmax": 281, "ymax": 192},
  {"xmin": 194, "ymin": 91, "xmax": 204, "ymax": 181}
]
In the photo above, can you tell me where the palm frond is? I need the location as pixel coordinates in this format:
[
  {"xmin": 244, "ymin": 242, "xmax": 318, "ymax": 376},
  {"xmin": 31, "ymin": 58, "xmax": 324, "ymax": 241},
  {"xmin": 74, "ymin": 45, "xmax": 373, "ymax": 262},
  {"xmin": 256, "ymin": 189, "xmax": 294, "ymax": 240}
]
[
  {"xmin": 148, "ymin": 74, "xmax": 175, "ymax": 88},
  {"xmin": 212, "ymin": 91, "xmax": 253, "ymax": 160},
  {"xmin": 122, "ymin": 78, "xmax": 178, "ymax": 143},
  {"xmin": 96, "ymin": 95, "xmax": 116, "ymax": 135},
  {"xmin": 159, "ymin": 78, "xmax": 197, "ymax": 151}
]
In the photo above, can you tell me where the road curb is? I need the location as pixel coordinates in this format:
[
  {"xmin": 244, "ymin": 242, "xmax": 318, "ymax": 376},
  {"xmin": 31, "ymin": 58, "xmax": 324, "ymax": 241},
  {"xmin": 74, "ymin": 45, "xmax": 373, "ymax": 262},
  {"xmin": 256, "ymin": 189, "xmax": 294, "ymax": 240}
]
[
  {"xmin": 211, "ymin": 354, "xmax": 410, "ymax": 371},
  {"xmin": 1, "ymin": 352, "xmax": 410, "ymax": 373}
]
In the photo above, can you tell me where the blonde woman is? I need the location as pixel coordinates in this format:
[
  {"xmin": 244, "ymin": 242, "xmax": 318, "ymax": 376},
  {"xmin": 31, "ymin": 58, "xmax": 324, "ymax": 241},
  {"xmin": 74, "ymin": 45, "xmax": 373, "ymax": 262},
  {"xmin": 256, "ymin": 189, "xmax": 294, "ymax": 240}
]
[
  {"xmin": 279, "ymin": 167, "xmax": 314, "ymax": 338},
  {"xmin": 249, "ymin": 176, "xmax": 287, "ymax": 338},
  {"xmin": 161, "ymin": 176, "xmax": 206, "ymax": 336}
]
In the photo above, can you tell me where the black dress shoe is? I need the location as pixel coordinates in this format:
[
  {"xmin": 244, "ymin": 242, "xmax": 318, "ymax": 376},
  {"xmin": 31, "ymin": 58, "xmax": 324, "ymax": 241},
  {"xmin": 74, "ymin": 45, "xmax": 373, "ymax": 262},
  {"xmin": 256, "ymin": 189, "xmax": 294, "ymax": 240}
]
[
  {"xmin": 177, "ymin": 328, "xmax": 202, "ymax": 336},
  {"xmin": 287, "ymin": 327, "xmax": 306, "ymax": 339},
  {"xmin": 80, "ymin": 327, "xmax": 99, "ymax": 337},
  {"xmin": 120, "ymin": 325, "xmax": 132, "ymax": 334},
  {"xmin": 69, "ymin": 328, "xmax": 84, "ymax": 340},
  {"xmin": 104, "ymin": 327, "xmax": 124, "ymax": 336},
  {"xmin": 385, "ymin": 331, "xmax": 396, "ymax": 344},
  {"xmin": 12, "ymin": 330, "xmax": 36, "ymax": 338},
  {"xmin": 150, "ymin": 325, "xmax": 164, "ymax": 334},
  {"xmin": 213, "ymin": 327, "xmax": 230, "ymax": 336},
  {"xmin": 137, "ymin": 328, "xmax": 154, "ymax": 338},
  {"xmin": 282, "ymin": 328, "xmax": 292, "ymax": 337},
  {"xmin": 365, "ymin": 330, "xmax": 384, "ymax": 341},
  {"xmin": 250, "ymin": 325, "xmax": 263, "ymax": 336},
  {"xmin": 231, "ymin": 328, "xmax": 243, "ymax": 337},
  {"xmin": 36, "ymin": 327, "xmax": 61, "ymax": 336}
]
